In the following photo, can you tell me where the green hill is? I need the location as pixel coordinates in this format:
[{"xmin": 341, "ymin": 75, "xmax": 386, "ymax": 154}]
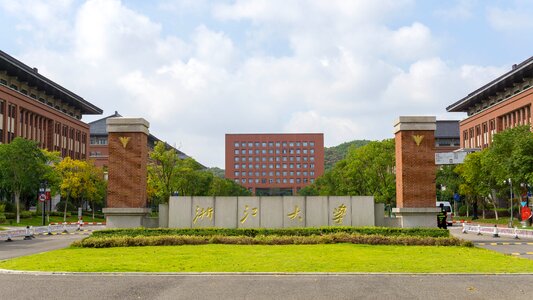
[{"xmin": 324, "ymin": 140, "xmax": 372, "ymax": 170}]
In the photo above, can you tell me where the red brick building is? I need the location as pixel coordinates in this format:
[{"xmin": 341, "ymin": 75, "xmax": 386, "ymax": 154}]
[
  {"xmin": 447, "ymin": 56, "xmax": 533, "ymax": 148},
  {"xmin": 225, "ymin": 133, "xmax": 324, "ymax": 195},
  {"xmin": 0, "ymin": 50, "xmax": 102, "ymax": 157}
]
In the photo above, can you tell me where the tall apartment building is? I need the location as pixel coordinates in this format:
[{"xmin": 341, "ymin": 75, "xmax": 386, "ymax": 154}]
[
  {"xmin": 447, "ymin": 56, "xmax": 533, "ymax": 149},
  {"xmin": 225, "ymin": 133, "xmax": 324, "ymax": 195},
  {"xmin": 0, "ymin": 50, "xmax": 102, "ymax": 158}
]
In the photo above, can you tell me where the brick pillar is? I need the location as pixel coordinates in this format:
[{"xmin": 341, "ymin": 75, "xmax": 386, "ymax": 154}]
[
  {"xmin": 392, "ymin": 116, "xmax": 440, "ymax": 228},
  {"xmin": 103, "ymin": 117, "xmax": 151, "ymax": 228}
]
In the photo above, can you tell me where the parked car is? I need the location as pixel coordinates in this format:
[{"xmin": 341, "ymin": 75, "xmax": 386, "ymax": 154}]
[{"xmin": 436, "ymin": 201, "xmax": 453, "ymax": 226}]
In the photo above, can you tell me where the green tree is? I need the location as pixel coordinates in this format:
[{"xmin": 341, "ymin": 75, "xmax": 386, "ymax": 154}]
[
  {"xmin": 300, "ymin": 139, "xmax": 395, "ymax": 208},
  {"xmin": 148, "ymin": 141, "xmax": 181, "ymax": 204},
  {"xmin": 0, "ymin": 138, "xmax": 48, "ymax": 223},
  {"xmin": 81, "ymin": 161, "xmax": 107, "ymax": 219},
  {"xmin": 55, "ymin": 157, "xmax": 87, "ymax": 221}
]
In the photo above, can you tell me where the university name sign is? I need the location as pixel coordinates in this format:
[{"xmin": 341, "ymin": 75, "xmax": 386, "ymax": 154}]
[{"xmin": 166, "ymin": 196, "xmax": 376, "ymax": 228}]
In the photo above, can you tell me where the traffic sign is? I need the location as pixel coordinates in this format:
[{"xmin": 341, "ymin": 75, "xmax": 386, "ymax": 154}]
[{"xmin": 39, "ymin": 193, "xmax": 46, "ymax": 202}]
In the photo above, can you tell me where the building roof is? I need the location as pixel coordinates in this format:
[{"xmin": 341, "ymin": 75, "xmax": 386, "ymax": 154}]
[
  {"xmin": 0, "ymin": 50, "xmax": 102, "ymax": 115},
  {"xmin": 435, "ymin": 120, "xmax": 459, "ymax": 138},
  {"xmin": 89, "ymin": 111, "xmax": 199, "ymax": 163},
  {"xmin": 447, "ymin": 56, "xmax": 533, "ymax": 112}
]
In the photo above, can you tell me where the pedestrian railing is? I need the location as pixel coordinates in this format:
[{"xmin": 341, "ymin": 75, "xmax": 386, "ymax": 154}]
[
  {"xmin": 461, "ymin": 223, "xmax": 533, "ymax": 239},
  {"xmin": 0, "ymin": 223, "xmax": 102, "ymax": 241}
]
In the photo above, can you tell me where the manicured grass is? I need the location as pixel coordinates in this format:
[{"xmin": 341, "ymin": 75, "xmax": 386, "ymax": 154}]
[
  {"xmin": 4, "ymin": 215, "xmax": 105, "ymax": 227},
  {"xmin": 453, "ymin": 216, "xmax": 524, "ymax": 226},
  {"xmin": 1, "ymin": 244, "xmax": 532, "ymax": 273}
]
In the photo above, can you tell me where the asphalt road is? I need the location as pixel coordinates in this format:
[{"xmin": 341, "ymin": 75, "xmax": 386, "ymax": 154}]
[
  {"xmin": 0, "ymin": 273, "xmax": 532, "ymax": 300},
  {"xmin": 449, "ymin": 226, "xmax": 533, "ymax": 260}
]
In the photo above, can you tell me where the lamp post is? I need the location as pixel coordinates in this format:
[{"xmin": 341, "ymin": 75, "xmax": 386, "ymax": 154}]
[
  {"xmin": 507, "ymin": 178, "xmax": 513, "ymax": 227},
  {"xmin": 39, "ymin": 181, "xmax": 48, "ymax": 226}
]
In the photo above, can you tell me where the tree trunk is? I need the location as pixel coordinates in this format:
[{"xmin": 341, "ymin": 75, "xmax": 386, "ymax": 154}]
[
  {"xmin": 490, "ymin": 189, "xmax": 499, "ymax": 220},
  {"xmin": 63, "ymin": 194, "xmax": 69, "ymax": 222},
  {"xmin": 92, "ymin": 200, "xmax": 95, "ymax": 220},
  {"xmin": 15, "ymin": 191, "xmax": 20, "ymax": 224}
]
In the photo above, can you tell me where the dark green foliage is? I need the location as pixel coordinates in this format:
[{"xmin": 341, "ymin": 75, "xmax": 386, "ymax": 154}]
[
  {"xmin": 5, "ymin": 211, "xmax": 34, "ymax": 219},
  {"xmin": 91, "ymin": 226, "xmax": 449, "ymax": 238},
  {"xmin": 206, "ymin": 167, "xmax": 225, "ymax": 178},
  {"xmin": 324, "ymin": 140, "xmax": 371, "ymax": 171},
  {"xmin": 73, "ymin": 233, "xmax": 467, "ymax": 248}
]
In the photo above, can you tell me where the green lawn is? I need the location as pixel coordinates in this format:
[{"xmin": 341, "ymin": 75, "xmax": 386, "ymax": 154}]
[
  {"xmin": 454, "ymin": 217, "xmax": 530, "ymax": 227},
  {"xmin": 4, "ymin": 215, "xmax": 105, "ymax": 227},
  {"xmin": 1, "ymin": 244, "xmax": 532, "ymax": 273}
]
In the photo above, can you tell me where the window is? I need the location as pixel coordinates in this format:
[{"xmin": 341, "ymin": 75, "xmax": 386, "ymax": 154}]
[
  {"xmin": 310, "ymin": 164, "xmax": 315, "ymax": 169},
  {"xmin": 269, "ymin": 164, "xmax": 274, "ymax": 169},
  {"xmin": 255, "ymin": 157, "xmax": 260, "ymax": 162},
  {"xmin": 289, "ymin": 164, "xmax": 294, "ymax": 168},
  {"xmin": 276, "ymin": 164, "xmax": 280, "ymax": 168},
  {"xmin": 248, "ymin": 142, "xmax": 253, "ymax": 147},
  {"xmin": 255, "ymin": 142, "xmax": 260, "ymax": 147},
  {"xmin": 283, "ymin": 179, "xmax": 287, "ymax": 183},
  {"xmin": 282, "ymin": 149, "xmax": 287, "ymax": 154},
  {"xmin": 262, "ymin": 149, "xmax": 266, "ymax": 154},
  {"xmin": 234, "ymin": 149, "xmax": 239, "ymax": 154},
  {"xmin": 303, "ymin": 149, "xmax": 308, "ymax": 154},
  {"xmin": 289, "ymin": 142, "xmax": 294, "ymax": 146},
  {"xmin": 276, "ymin": 142, "xmax": 280, "ymax": 147},
  {"xmin": 296, "ymin": 178, "xmax": 301, "ymax": 183},
  {"xmin": 310, "ymin": 179, "xmax": 315, "ymax": 183},
  {"xmin": 282, "ymin": 157, "xmax": 287, "ymax": 161},
  {"xmin": 255, "ymin": 164, "xmax": 260, "ymax": 169},
  {"xmin": 303, "ymin": 171, "xmax": 308, "ymax": 176},
  {"xmin": 268, "ymin": 149, "xmax": 273, "ymax": 154},
  {"xmin": 255, "ymin": 149, "xmax": 260, "ymax": 154},
  {"xmin": 262, "ymin": 164, "xmax": 267, "ymax": 169},
  {"xmin": 249, "ymin": 164, "xmax": 253, "ymax": 169},
  {"xmin": 248, "ymin": 157, "xmax": 253, "ymax": 162},
  {"xmin": 290, "ymin": 179, "xmax": 294, "ymax": 183},
  {"xmin": 248, "ymin": 179, "xmax": 253, "ymax": 183},
  {"xmin": 276, "ymin": 171, "xmax": 280, "ymax": 176},
  {"xmin": 241, "ymin": 142, "xmax": 246, "ymax": 147},
  {"xmin": 234, "ymin": 142, "xmax": 239, "ymax": 147},
  {"xmin": 261, "ymin": 179, "xmax": 267, "ymax": 183},
  {"xmin": 235, "ymin": 157, "xmax": 240, "ymax": 162},
  {"xmin": 310, "ymin": 149, "xmax": 315, "ymax": 154},
  {"xmin": 310, "ymin": 171, "xmax": 315, "ymax": 176},
  {"xmin": 282, "ymin": 164, "xmax": 287, "ymax": 169},
  {"xmin": 282, "ymin": 142, "xmax": 287, "ymax": 147},
  {"xmin": 283, "ymin": 171, "xmax": 287, "ymax": 176},
  {"xmin": 296, "ymin": 164, "xmax": 301, "ymax": 168},
  {"xmin": 296, "ymin": 157, "xmax": 301, "ymax": 162},
  {"xmin": 262, "ymin": 171, "xmax": 267, "ymax": 176},
  {"xmin": 289, "ymin": 149, "xmax": 294, "ymax": 154},
  {"xmin": 262, "ymin": 157, "xmax": 266, "ymax": 162},
  {"xmin": 242, "ymin": 179, "xmax": 246, "ymax": 183},
  {"xmin": 269, "ymin": 157, "xmax": 274, "ymax": 161},
  {"xmin": 269, "ymin": 179, "xmax": 274, "ymax": 183},
  {"xmin": 289, "ymin": 171, "xmax": 294, "ymax": 176},
  {"xmin": 235, "ymin": 179, "xmax": 240, "ymax": 183},
  {"xmin": 296, "ymin": 149, "xmax": 300, "ymax": 154},
  {"xmin": 276, "ymin": 179, "xmax": 281, "ymax": 183},
  {"xmin": 304, "ymin": 178, "xmax": 308, "ymax": 183},
  {"xmin": 296, "ymin": 142, "xmax": 300, "ymax": 146},
  {"xmin": 303, "ymin": 157, "xmax": 308, "ymax": 161},
  {"xmin": 262, "ymin": 142, "xmax": 267, "ymax": 147},
  {"xmin": 289, "ymin": 156, "xmax": 294, "ymax": 161},
  {"xmin": 310, "ymin": 157, "xmax": 315, "ymax": 162},
  {"xmin": 241, "ymin": 164, "xmax": 246, "ymax": 169},
  {"xmin": 268, "ymin": 142, "xmax": 273, "ymax": 147},
  {"xmin": 269, "ymin": 171, "xmax": 274, "ymax": 176},
  {"xmin": 248, "ymin": 149, "xmax": 253, "ymax": 154},
  {"xmin": 275, "ymin": 157, "xmax": 280, "ymax": 161},
  {"xmin": 234, "ymin": 171, "xmax": 240, "ymax": 176},
  {"xmin": 248, "ymin": 172, "xmax": 253, "ymax": 176},
  {"xmin": 275, "ymin": 149, "xmax": 280, "ymax": 154},
  {"xmin": 234, "ymin": 164, "xmax": 240, "ymax": 169},
  {"xmin": 255, "ymin": 172, "xmax": 260, "ymax": 176},
  {"xmin": 310, "ymin": 142, "xmax": 315, "ymax": 146},
  {"xmin": 296, "ymin": 171, "xmax": 301, "ymax": 176},
  {"xmin": 255, "ymin": 179, "xmax": 259, "ymax": 183},
  {"xmin": 303, "ymin": 164, "xmax": 308, "ymax": 168}
]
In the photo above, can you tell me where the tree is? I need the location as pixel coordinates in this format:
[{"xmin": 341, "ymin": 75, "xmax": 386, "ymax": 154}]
[
  {"xmin": 81, "ymin": 161, "xmax": 107, "ymax": 219},
  {"xmin": 0, "ymin": 138, "xmax": 48, "ymax": 223},
  {"xmin": 148, "ymin": 142, "xmax": 181, "ymax": 204},
  {"xmin": 299, "ymin": 139, "xmax": 396, "ymax": 208},
  {"xmin": 55, "ymin": 157, "xmax": 87, "ymax": 221}
]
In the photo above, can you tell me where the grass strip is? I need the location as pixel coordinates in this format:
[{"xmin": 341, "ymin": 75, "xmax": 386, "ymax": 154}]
[
  {"xmin": 73, "ymin": 233, "xmax": 471, "ymax": 248},
  {"xmin": 1, "ymin": 244, "xmax": 531, "ymax": 273},
  {"xmin": 92, "ymin": 226, "xmax": 449, "ymax": 238}
]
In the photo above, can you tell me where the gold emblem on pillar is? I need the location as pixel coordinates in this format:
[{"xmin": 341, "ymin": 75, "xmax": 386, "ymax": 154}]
[
  {"xmin": 412, "ymin": 135, "xmax": 424, "ymax": 146},
  {"xmin": 119, "ymin": 137, "xmax": 131, "ymax": 149}
]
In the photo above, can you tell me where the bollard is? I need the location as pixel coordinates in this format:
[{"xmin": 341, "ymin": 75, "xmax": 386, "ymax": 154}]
[
  {"xmin": 462, "ymin": 223, "xmax": 467, "ymax": 234},
  {"xmin": 477, "ymin": 224, "xmax": 482, "ymax": 235},
  {"xmin": 47, "ymin": 224, "xmax": 52, "ymax": 235},
  {"xmin": 77, "ymin": 220, "xmax": 81, "ymax": 231},
  {"xmin": 62, "ymin": 223, "xmax": 68, "ymax": 234},
  {"xmin": 492, "ymin": 224, "xmax": 500, "ymax": 238},
  {"xmin": 30, "ymin": 226, "xmax": 35, "ymax": 238},
  {"xmin": 5, "ymin": 233, "xmax": 13, "ymax": 242},
  {"xmin": 24, "ymin": 226, "xmax": 32, "ymax": 240},
  {"xmin": 514, "ymin": 226, "xmax": 520, "ymax": 239}
]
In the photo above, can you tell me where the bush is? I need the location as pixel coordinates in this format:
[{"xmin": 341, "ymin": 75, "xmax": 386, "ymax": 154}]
[
  {"xmin": 91, "ymin": 226, "xmax": 450, "ymax": 239},
  {"xmin": 72, "ymin": 233, "xmax": 470, "ymax": 248},
  {"xmin": 0, "ymin": 201, "xmax": 15, "ymax": 213},
  {"xmin": 55, "ymin": 201, "xmax": 76, "ymax": 212},
  {"xmin": 5, "ymin": 211, "xmax": 34, "ymax": 219}
]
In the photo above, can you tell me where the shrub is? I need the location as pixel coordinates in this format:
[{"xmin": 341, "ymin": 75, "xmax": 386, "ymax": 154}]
[
  {"xmin": 5, "ymin": 211, "xmax": 34, "ymax": 219},
  {"xmin": 91, "ymin": 226, "xmax": 450, "ymax": 239},
  {"xmin": 55, "ymin": 201, "xmax": 76, "ymax": 212},
  {"xmin": 72, "ymin": 233, "xmax": 470, "ymax": 248}
]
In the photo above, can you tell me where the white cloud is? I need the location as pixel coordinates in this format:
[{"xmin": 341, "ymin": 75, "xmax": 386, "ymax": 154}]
[
  {"xmin": 0, "ymin": 0, "xmax": 510, "ymax": 168},
  {"xmin": 435, "ymin": 0, "xmax": 476, "ymax": 20},
  {"xmin": 487, "ymin": 7, "xmax": 533, "ymax": 31}
]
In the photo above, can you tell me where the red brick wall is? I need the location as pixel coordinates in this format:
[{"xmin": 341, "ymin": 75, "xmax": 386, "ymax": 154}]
[
  {"xmin": 107, "ymin": 131, "xmax": 148, "ymax": 208},
  {"xmin": 395, "ymin": 130, "xmax": 436, "ymax": 208}
]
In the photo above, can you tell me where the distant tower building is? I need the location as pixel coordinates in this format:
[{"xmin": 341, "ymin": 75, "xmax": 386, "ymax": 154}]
[{"xmin": 225, "ymin": 133, "xmax": 325, "ymax": 195}]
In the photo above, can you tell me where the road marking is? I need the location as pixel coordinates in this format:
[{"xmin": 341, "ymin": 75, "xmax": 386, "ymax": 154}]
[
  {"xmin": 490, "ymin": 243, "xmax": 497, "ymax": 246},
  {"xmin": 474, "ymin": 242, "xmax": 532, "ymax": 246},
  {"xmin": 501, "ymin": 242, "xmax": 510, "ymax": 245},
  {"xmin": 511, "ymin": 253, "xmax": 520, "ymax": 256}
]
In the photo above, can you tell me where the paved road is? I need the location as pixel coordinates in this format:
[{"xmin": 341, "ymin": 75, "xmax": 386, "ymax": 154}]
[
  {"xmin": 449, "ymin": 226, "xmax": 533, "ymax": 260},
  {"xmin": 0, "ymin": 273, "xmax": 531, "ymax": 300}
]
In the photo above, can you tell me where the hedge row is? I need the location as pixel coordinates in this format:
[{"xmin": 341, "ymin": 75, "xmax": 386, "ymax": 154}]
[
  {"xmin": 72, "ymin": 233, "xmax": 470, "ymax": 248},
  {"xmin": 91, "ymin": 227, "xmax": 450, "ymax": 238}
]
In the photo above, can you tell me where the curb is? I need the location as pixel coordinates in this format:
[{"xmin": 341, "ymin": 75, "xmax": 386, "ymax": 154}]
[{"xmin": 0, "ymin": 269, "xmax": 532, "ymax": 276}]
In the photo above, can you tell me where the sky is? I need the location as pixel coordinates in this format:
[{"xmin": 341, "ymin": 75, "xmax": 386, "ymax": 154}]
[{"xmin": 1, "ymin": 0, "xmax": 532, "ymax": 168}]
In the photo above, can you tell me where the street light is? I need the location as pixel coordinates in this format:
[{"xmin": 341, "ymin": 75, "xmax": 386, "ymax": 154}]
[
  {"xmin": 505, "ymin": 178, "xmax": 513, "ymax": 227},
  {"xmin": 39, "ymin": 181, "xmax": 48, "ymax": 226}
]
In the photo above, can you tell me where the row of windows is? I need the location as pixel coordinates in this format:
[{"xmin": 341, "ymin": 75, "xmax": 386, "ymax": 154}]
[
  {"xmin": 90, "ymin": 137, "xmax": 108, "ymax": 145},
  {"xmin": 235, "ymin": 156, "xmax": 315, "ymax": 162},
  {"xmin": 234, "ymin": 148, "xmax": 314, "ymax": 155},
  {"xmin": 235, "ymin": 163, "xmax": 315, "ymax": 170},
  {"xmin": 233, "ymin": 141, "xmax": 315, "ymax": 148},
  {"xmin": 235, "ymin": 170, "xmax": 315, "ymax": 177},
  {"xmin": 236, "ymin": 178, "xmax": 315, "ymax": 184}
]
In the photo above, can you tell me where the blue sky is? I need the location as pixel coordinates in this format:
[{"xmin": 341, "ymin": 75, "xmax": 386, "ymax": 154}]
[{"xmin": 0, "ymin": 0, "xmax": 532, "ymax": 168}]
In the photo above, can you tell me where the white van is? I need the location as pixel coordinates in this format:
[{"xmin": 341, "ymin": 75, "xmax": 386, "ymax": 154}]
[{"xmin": 436, "ymin": 201, "xmax": 453, "ymax": 226}]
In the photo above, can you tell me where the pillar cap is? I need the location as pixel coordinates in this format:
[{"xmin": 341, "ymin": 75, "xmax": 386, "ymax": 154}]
[
  {"xmin": 394, "ymin": 116, "xmax": 436, "ymax": 134},
  {"xmin": 107, "ymin": 117, "xmax": 149, "ymax": 134}
]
